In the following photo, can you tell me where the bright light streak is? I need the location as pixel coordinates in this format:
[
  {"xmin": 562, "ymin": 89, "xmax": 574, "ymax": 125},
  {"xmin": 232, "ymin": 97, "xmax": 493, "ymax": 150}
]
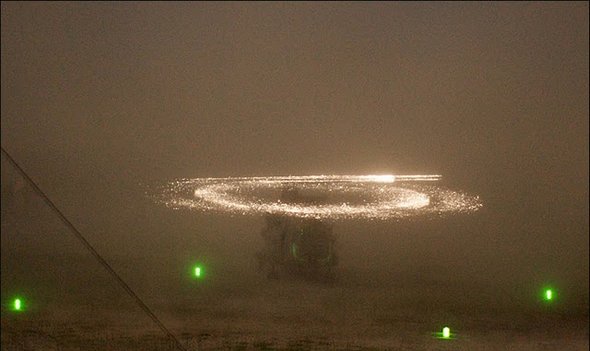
[
  {"xmin": 360, "ymin": 174, "xmax": 396, "ymax": 183},
  {"xmin": 157, "ymin": 174, "xmax": 482, "ymax": 220}
]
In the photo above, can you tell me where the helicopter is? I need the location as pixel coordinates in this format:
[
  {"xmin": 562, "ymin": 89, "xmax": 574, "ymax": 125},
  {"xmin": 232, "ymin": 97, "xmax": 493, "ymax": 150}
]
[{"xmin": 256, "ymin": 187, "xmax": 338, "ymax": 282}]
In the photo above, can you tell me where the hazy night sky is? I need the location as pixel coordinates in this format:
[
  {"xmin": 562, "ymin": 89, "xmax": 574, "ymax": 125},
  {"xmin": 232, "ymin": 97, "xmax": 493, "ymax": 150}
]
[{"xmin": 1, "ymin": 2, "xmax": 588, "ymax": 298}]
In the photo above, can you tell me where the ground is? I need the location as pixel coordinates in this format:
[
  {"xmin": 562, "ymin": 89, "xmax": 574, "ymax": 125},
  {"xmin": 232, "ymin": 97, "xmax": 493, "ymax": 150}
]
[{"xmin": 1, "ymin": 252, "xmax": 588, "ymax": 350}]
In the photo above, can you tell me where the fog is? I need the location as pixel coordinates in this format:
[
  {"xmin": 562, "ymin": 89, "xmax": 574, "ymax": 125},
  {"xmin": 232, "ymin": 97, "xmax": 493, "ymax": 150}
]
[{"xmin": 1, "ymin": 2, "xmax": 588, "ymax": 349}]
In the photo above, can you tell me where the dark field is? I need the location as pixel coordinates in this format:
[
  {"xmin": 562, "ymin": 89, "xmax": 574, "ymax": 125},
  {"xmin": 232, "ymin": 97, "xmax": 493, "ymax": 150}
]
[{"xmin": 2, "ymin": 206, "xmax": 588, "ymax": 350}]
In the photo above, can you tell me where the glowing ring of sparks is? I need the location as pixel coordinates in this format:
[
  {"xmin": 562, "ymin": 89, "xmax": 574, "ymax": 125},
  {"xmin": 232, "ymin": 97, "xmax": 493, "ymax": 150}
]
[{"xmin": 160, "ymin": 175, "xmax": 482, "ymax": 220}]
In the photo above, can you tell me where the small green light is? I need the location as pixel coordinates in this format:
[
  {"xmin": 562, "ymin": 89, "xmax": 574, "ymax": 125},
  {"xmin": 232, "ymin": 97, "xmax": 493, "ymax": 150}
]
[
  {"xmin": 545, "ymin": 289, "xmax": 553, "ymax": 301},
  {"xmin": 442, "ymin": 327, "xmax": 450, "ymax": 339},
  {"xmin": 13, "ymin": 298, "xmax": 23, "ymax": 311},
  {"xmin": 435, "ymin": 326, "xmax": 453, "ymax": 340},
  {"xmin": 193, "ymin": 265, "xmax": 203, "ymax": 279}
]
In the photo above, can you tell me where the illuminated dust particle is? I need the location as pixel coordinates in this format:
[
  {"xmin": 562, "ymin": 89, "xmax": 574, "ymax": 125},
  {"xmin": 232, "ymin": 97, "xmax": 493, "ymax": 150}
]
[{"xmin": 161, "ymin": 174, "xmax": 482, "ymax": 219}]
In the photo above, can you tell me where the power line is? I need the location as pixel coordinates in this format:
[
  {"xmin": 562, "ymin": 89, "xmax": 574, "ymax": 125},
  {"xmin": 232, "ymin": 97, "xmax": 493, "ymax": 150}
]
[{"xmin": 1, "ymin": 146, "xmax": 187, "ymax": 351}]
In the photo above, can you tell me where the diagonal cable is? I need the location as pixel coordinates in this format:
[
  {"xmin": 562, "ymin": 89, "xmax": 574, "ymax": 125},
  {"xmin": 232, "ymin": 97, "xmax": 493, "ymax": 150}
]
[{"xmin": 1, "ymin": 146, "xmax": 186, "ymax": 351}]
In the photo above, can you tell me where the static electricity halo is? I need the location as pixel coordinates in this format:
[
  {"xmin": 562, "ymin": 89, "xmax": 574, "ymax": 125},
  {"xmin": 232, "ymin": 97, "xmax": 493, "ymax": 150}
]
[{"xmin": 159, "ymin": 174, "xmax": 482, "ymax": 220}]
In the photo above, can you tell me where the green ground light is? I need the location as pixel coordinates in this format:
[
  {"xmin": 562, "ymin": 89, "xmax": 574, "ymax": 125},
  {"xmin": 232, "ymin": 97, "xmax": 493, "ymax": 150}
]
[
  {"xmin": 544, "ymin": 288, "xmax": 554, "ymax": 301},
  {"xmin": 11, "ymin": 297, "xmax": 23, "ymax": 312},
  {"xmin": 435, "ymin": 326, "xmax": 453, "ymax": 340},
  {"xmin": 193, "ymin": 265, "xmax": 203, "ymax": 279},
  {"xmin": 442, "ymin": 327, "xmax": 450, "ymax": 338}
]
